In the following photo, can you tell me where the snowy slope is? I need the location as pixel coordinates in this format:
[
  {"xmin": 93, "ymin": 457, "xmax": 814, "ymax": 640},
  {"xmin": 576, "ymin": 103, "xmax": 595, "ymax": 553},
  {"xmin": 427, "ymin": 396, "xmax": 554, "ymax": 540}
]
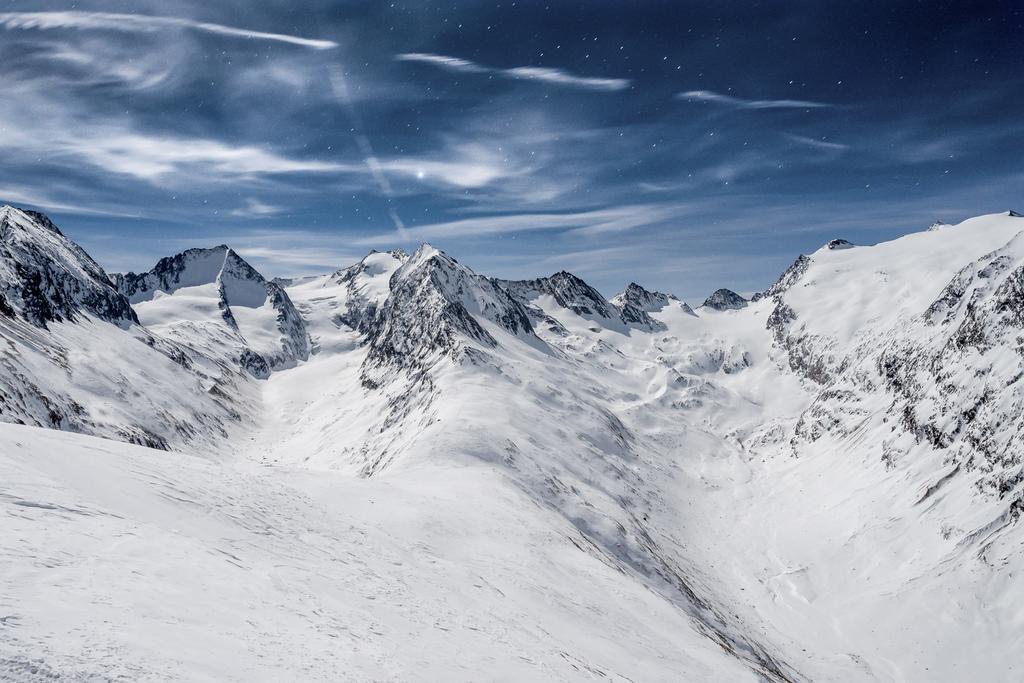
[
  {"xmin": 2, "ymin": 207, "xmax": 1024, "ymax": 681},
  {"xmin": 0, "ymin": 423, "xmax": 759, "ymax": 682}
]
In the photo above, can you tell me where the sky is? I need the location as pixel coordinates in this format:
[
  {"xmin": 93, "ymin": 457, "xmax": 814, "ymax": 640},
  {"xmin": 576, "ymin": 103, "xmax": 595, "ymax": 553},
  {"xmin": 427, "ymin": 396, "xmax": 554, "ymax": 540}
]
[{"xmin": 0, "ymin": 0, "xmax": 1021, "ymax": 302}]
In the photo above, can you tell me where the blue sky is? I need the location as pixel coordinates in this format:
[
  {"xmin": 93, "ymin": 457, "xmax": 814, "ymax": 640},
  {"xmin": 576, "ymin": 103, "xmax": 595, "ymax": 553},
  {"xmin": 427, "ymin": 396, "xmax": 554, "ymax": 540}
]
[{"xmin": 0, "ymin": 1, "xmax": 1020, "ymax": 301}]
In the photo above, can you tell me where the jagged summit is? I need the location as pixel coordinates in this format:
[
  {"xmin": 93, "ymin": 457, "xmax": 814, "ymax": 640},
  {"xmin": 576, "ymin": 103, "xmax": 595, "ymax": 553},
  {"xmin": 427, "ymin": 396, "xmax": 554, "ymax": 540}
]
[
  {"xmin": 613, "ymin": 282, "xmax": 670, "ymax": 311},
  {"xmin": 612, "ymin": 282, "xmax": 694, "ymax": 327},
  {"xmin": 701, "ymin": 288, "xmax": 748, "ymax": 311},
  {"xmin": 499, "ymin": 270, "xmax": 623, "ymax": 325},
  {"xmin": 824, "ymin": 238, "xmax": 855, "ymax": 250},
  {"xmin": 0, "ymin": 206, "xmax": 136, "ymax": 327},
  {"xmin": 364, "ymin": 244, "xmax": 535, "ymax": 371}
]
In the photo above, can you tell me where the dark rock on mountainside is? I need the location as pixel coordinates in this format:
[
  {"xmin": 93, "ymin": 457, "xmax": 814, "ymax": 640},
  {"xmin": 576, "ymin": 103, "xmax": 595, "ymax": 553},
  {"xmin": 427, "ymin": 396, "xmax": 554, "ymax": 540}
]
[
  {"xmin": 500, "ymin": 271, "xmax": 622, "ymax": 322},
  {"xmin": 364, "ymin": 245, "xmax": 535, "ymax": 370},
  {"xmin": 612, "ymin": 282, "xmax": 692, "ymax": 329},
  {"xmin": 701, "ymin": 288, "xmax": 748, "ymax": 311},
  {"xmin": 751, "ymin": 254, "xmax": 812, "ymax": 302},
  {"xmin": 0, "ymin": 206, "xmax": 137, "ymax": 328}
]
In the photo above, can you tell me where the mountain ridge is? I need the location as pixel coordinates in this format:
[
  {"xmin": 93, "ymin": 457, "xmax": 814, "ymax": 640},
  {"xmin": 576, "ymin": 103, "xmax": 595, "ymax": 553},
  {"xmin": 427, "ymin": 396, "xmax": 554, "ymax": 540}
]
[{"xmin": 2, "ymin": 205, "xmax": 1024, "ymax": 681}]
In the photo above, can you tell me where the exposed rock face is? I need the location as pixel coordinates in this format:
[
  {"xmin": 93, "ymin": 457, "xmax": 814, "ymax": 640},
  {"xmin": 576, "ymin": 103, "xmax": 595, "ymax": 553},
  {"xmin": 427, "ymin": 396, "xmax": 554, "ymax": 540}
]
[
  {"xmin": 878, "ymin": 234, "xmax": 1024, "ymax": 500},
  {"xmin": 0, "ymin": 205, "xmax": 137, "ymax": 328},
  {"xmin": 364, "ymin": 245, "xmax": 535, "ymax": 370},
  {"xmin": 500, "ymin": 271, "xmax": 622, "ymax": 322},
  {"xmin": 825, "ymin": 238, "xmax": 854, "ymax": 250},
  {"xmin": 701, "ymin": 288, "xmax": 748, "ymax": 311},
  {"xmin": 751, "ymin": 254, "xmax": 812, "ymax": 302}
]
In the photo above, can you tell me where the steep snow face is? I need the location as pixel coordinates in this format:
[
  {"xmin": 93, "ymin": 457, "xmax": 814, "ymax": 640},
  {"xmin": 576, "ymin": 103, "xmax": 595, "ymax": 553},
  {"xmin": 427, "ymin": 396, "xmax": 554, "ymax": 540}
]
[
  {"xmin": 771, "ymin": 214, "xmax": 1024, "ymax": 524},
  {"xmin": 0, "ymin": 206, "xmax": 136, "ymax": 327},
  {"xmin": 326, "ymin": 249, "xmax": 408, "ymax": 334},
  {"xmin": 115, "ymin": 246, "xmax": 309, "ymax": 376}
]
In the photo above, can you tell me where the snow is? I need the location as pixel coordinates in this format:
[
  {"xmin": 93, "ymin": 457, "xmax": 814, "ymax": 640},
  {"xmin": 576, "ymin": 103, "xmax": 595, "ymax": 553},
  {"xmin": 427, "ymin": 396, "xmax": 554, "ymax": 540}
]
[
  {"xmin": 0, "ymin": 423, "xmax": 757, "ymax": 682},
  {"xmin": 3, "ymin": 207, "xmax": 1024, "ymax": 680}
]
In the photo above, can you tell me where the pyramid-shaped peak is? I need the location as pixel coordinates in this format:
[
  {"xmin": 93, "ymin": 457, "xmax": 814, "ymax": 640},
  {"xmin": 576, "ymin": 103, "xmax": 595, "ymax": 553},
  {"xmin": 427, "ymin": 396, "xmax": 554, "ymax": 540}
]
[
  {"xmin": 114, "ymin": 244, "xmax": 267, "ymax": 304},
  {"xmin": 702, "ymin": 288, "xmax": 748, "ymax": 311}
]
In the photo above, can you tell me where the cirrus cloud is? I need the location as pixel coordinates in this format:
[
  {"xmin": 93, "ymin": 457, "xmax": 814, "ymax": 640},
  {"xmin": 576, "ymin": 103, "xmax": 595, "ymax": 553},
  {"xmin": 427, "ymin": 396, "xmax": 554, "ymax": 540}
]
[
  {"xmin": 0, "ymin": 11, "xmax": 338, "ymax": 50},
  {"xmin": 396, "ymin": 52, "xmax": 630, "ymax": 92},
  {"xmin": 677, "ymin": 89, "xmax": 830, "ymax": 109}
]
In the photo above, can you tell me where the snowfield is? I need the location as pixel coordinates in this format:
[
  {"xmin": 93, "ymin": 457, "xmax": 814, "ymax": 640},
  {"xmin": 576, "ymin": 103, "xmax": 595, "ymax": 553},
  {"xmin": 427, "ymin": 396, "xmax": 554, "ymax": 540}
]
[
  {"xmin": 0, "ymin": 424, "xmax": 757, "ymax": 682},
  {"xmin": 2, "ymin": 204, "xmax": 1024, "ymax": 681}
]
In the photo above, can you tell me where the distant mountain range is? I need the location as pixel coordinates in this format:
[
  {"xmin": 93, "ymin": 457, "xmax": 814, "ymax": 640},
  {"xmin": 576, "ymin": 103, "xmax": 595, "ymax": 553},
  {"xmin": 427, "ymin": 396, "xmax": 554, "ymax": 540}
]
[{"xmin": 2, "ymin": 203, "xmax": 1023, "ymax": 681}]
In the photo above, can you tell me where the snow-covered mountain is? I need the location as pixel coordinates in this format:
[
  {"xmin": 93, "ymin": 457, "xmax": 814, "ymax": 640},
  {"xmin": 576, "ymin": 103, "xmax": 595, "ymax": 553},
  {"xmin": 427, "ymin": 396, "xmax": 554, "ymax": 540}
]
[
  {"xmin": 112, "ymin": 245, "xmax": 310, "ymax": 377},
  {"xmin": 0, "ymin": 207, "xmax": 257, "ymax": 451},
  {"xmin": 2, "ymin": 205, "xmax": 1024, "ymax": 681}
]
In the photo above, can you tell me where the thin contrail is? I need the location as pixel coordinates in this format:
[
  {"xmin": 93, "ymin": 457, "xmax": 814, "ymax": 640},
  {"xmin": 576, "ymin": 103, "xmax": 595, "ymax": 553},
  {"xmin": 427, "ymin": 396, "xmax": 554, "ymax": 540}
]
[{"xmin": 328, "ymin": 65, "xmax": 409, "ymax": 240}]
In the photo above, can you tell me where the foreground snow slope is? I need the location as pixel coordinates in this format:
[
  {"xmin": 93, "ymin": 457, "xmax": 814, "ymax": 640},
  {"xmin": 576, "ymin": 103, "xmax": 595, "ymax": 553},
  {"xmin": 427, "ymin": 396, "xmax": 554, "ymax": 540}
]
[
  {"xmin": 0, "ymin": 423, "xmax": 757, "ymax": 682},
  {"xmin": 3, "ymin": 206, "xmax": 1024, "ymax": 681}
]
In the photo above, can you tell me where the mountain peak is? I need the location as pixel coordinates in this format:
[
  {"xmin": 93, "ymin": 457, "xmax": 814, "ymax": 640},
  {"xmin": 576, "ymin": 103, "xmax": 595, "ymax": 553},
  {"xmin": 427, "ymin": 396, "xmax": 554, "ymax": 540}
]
[
  {"xmin": 701, "ymin": 288, "xmax": 748, "ymax": 311},
  {"xmin": 0, "ymin": 207, "xmax": 136, "ymax": 327},
  {"xmin": 114, "ymin": 244, "xmax": 309, "ymax": 375},
  {"xmin": 506, "ymin": 270, "xmax": 622, "ymax": 323},
  {"xmin": 612, "ymin": 281, "xmax": 691, "ymax": 325},
  {"xmin": 364, "ymin": 245, "xmax": 535, "ymax": 371}
]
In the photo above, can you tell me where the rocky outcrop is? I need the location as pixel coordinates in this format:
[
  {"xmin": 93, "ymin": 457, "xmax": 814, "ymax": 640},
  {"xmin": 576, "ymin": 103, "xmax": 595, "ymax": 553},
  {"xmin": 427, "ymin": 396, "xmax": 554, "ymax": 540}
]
[
  {"xmin": 364, "ymin": 245, "xmax": 535, "ymax": 371},
  {"xmin": 701, "ymin": 288, "xmax": 748, "ymax": 311},
  {"xmin": 612, "ymin": 282, "xmax": 692, "ymax": 329},
  {"xmin": 0, "ymin": 206, "xmax": 137, "ymax": 328}
]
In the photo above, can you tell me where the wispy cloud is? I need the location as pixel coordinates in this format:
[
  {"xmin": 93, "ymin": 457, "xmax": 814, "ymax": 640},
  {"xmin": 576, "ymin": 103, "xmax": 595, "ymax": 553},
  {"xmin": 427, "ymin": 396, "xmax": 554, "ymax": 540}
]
[
  {"xmin": 504, "ymin": 67, "xmax": 629, "ymax": 92},
  {"xmin": 677, "ymin": 89, "xmax": 830, "ymax": 109},
  {"xmin": 354, "ymin": 203, "xmax": 681, "ymax": 245},
  {"xmin": 230, "ymin": 198, "xmax": 283, "ymax": 218},
  {"xmin": 0, "ymin": 183, "xmax": 141, "ymax": 217},
  {"xmin": 395, "ymin": 53, "xmax": 488, "ymax": 73},
  {"xmin": 0, "ymin": 11, "xmax": 337, "ymax": 50},
  {"xmin": 396, "ymin": 52, "xmax": 630, "ymax": 91},
  {"xmin": 48, "ymin": 131, "xmax": 344, "ymax": 182},
  {"xmin": 785, "ymin": 134, "xmax": 849, "ymax": 151}
]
